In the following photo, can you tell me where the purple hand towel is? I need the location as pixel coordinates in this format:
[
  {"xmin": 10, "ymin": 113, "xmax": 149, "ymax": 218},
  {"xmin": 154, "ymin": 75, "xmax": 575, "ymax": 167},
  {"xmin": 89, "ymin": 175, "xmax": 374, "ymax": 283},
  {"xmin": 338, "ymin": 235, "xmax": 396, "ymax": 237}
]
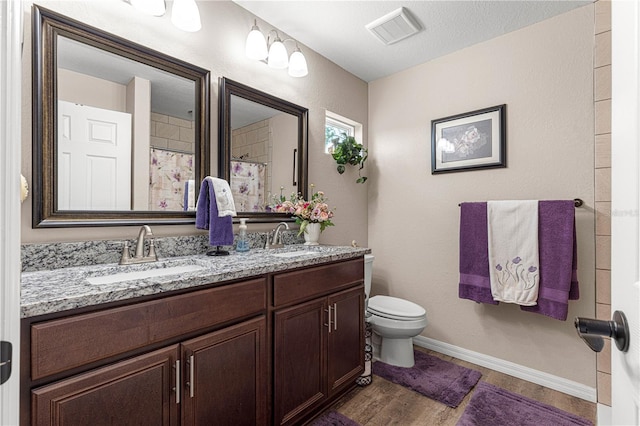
[
  {"xmin": 521, "ymin": 200, "xmax": 578, "ymax": 320},
  {"xmin": 459, "ymin": 202, "xmax": 498, "ymax": 305},
  {"xmin": 459, "ymin": 200, "xmax": 579, "ymax": 320},
  {"xmin": 195, "ymin": 177, "xmax": 234, "ymax": 246}
]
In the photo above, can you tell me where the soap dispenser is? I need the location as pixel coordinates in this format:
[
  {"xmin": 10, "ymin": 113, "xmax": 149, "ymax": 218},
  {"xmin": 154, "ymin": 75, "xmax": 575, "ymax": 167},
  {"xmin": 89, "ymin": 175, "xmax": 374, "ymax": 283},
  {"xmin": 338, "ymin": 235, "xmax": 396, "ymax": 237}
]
[{"xmin": 236, "ymin": 218, "xmax": 250, "ymax": 252}]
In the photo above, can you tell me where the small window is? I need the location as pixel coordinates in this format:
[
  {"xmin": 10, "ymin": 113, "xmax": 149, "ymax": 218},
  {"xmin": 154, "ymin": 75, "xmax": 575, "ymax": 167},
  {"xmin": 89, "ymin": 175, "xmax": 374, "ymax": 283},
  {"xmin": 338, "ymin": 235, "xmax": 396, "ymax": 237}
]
[{"xmin": 325, "ymin": 117, "xmax": 355, "ymax": 154}]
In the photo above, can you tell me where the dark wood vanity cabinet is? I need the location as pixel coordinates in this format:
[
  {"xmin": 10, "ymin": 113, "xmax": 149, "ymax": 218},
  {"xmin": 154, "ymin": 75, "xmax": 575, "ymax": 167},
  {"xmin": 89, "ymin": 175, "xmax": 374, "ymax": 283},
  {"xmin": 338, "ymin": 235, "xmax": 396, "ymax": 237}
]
[
  {"xmin": 180, "ymin": 317, "xmax": 267, "ymax": 425},
  {"xmin": 24, "ymin": 278, "xmax": 267, "ymax": 426},
  {"xmin": 22, "ymin": 256, "xmax": 364, "ymax": 426},
  {"xmin": 272, "ymin": 259, "xmax": 365, "ymax": 426},
  {"xmin": 32, "ymin": 345, "xmax": 180, "ymax": 426},
  {"xmin": 31, "ymin": 317, "xmax": 266, "ymax": 426}
]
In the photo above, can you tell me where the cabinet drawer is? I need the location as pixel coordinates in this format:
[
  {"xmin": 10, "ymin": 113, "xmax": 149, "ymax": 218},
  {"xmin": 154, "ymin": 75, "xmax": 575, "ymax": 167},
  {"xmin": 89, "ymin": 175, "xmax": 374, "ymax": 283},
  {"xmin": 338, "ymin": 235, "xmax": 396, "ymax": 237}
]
[
  {"xmin": 273, "ymin": 258, "xmax": 363, "ymax": 307},
  {"xmin": 31, "ymin": 278, "xmax": 266, "ymax": 380}
]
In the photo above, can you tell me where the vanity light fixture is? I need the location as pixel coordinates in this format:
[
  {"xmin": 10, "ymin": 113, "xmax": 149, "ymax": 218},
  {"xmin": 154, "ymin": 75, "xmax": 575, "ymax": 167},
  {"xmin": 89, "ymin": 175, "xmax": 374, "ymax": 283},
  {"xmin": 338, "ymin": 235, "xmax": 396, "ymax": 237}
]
[
  {"xmin": 245, "ymin": 20, "xmax": 268, "ymax": 60},
  {"xmin": 244, "ymin": 20, "xmax": 308, "ymax": 77},
  {"xmin": 171, "ymin": 0, "xmax": 202, "ymax": 32},
  {"xmin": 129, "ymin": 0, "xmax": 201, "ymax": 32}
]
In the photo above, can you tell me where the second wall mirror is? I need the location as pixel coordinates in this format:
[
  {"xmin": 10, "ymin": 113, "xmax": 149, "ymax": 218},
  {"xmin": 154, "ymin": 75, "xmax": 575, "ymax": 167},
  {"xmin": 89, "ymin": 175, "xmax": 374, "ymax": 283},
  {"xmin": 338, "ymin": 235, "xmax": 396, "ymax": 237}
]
[{"xmin": 218, "ymin": 77, "xmax": 308, "ymax": 221}]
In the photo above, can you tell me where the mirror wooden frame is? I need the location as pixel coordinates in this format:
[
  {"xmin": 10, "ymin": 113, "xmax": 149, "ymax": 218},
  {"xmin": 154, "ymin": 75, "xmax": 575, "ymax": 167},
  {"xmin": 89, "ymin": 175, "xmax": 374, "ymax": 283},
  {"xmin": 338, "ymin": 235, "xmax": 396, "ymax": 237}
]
[
  {"xmin": 32, "ymin": 6, "xmax": 210, "ymax": 228},
  {"xmin": 218, "ymin": 77, "xmax": 309, "ymax": 222}
]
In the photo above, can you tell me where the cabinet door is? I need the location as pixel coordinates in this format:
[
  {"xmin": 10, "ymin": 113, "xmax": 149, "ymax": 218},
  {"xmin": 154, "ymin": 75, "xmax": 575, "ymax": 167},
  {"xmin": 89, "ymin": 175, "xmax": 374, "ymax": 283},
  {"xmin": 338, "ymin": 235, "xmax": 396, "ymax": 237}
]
[
  {"xmin": 181, "ymin": 316, "xmax": 267, "ymax": 426},
  {"xmin": 31, "ymin": 345, "xmax": 179, "ymax": 426},
  {"xmin": 273, "ymin": 298, "xmax": 327, "ymax": 426},
  {"xmin": 327, "ymin": 285, "xmax": 364, "ymax": 395}
]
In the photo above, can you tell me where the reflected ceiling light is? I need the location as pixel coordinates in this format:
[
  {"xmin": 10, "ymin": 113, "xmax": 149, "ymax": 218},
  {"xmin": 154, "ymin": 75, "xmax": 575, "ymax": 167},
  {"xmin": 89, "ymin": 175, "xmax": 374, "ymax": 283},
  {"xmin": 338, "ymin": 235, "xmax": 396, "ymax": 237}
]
[
  {"xmin": 130, "ymin": 0, "xmax": 166, "ymax": 16},
  {"xmin": 171, "ymin": 0, "xmax": 202, "ymax": 32},
  {"xmin": 245, "ymin": 21, "xmax": 308, "ymax": 77}
]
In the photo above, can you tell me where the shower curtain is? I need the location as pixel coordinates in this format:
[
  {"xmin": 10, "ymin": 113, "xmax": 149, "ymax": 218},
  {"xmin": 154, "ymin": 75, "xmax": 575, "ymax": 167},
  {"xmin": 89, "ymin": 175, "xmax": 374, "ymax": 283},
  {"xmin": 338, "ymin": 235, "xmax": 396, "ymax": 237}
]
[
  {"xmin": 149, "ymin": 147, "xmax": 194, "ymax": 210},
  {"xmin": 230, "ymin": 160, "xmax": 266, "ymax": 212}
]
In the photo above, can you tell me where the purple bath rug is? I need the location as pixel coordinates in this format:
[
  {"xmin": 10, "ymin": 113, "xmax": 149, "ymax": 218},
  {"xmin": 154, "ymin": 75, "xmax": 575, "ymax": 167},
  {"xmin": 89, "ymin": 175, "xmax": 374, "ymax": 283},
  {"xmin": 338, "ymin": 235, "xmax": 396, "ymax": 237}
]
[
  {"xmin": 310, "ymin": 411, "xmax": 360, "ymax": 426},
  {"xmin": 457, "ymin": 381, "xmax": 593, "ymax": 426},
  {"xmin": 372, "ymin": 350, "xmax": 482, "ymax": 408}
]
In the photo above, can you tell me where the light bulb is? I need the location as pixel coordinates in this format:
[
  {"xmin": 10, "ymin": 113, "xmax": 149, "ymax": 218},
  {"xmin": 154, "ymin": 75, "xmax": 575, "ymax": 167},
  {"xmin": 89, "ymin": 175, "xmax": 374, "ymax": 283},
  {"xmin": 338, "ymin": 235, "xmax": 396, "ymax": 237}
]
[
  {"xmin": 267, "ymin": 40, "xmax": 289, "ymax": 69},
  {"xmin": 245, "ymin": 22, "xmax": 268, "ymax": 60},
  {"xmin": 171, "ymin": 0, "xmax": 201, "ymax": 32},
  {"xmin": 288, "ymin": 49, "xmax": 308, "ymax": 77}
]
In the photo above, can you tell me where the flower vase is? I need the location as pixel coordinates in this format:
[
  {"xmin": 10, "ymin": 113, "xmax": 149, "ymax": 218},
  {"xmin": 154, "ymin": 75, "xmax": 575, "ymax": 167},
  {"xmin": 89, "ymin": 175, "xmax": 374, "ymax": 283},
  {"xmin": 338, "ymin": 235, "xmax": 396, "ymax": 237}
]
[{"xmin": 304, "ymin": 222, "xmax": 321, "ymax": 246}]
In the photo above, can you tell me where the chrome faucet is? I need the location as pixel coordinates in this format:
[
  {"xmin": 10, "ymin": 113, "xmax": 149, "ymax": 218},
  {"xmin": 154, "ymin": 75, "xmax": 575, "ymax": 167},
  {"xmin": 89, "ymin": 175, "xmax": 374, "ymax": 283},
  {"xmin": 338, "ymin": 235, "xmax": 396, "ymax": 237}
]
[
  {"xmin": 265, "ymin": 222, "xmax": 289, "ymax": 249},
  {"xmin": 119, "ymin": 225, "xmax": 158, "ymax": 265}
]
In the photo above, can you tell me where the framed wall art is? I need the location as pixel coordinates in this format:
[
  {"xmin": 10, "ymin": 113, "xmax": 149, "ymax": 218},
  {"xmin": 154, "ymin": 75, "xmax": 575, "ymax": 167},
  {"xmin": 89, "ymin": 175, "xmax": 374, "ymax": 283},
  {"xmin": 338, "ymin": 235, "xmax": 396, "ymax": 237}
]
[{"xmin": 431, "ymin": 104, "xmax": 506, "ymax": 174}]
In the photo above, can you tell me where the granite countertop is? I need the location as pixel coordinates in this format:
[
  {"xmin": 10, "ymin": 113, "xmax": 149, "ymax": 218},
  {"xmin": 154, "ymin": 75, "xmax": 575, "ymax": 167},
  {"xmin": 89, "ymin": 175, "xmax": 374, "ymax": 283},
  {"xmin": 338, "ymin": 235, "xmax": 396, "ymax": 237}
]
[{"xmin": 21, "ymin": 245, "xmax": 370, "ymax": 319}]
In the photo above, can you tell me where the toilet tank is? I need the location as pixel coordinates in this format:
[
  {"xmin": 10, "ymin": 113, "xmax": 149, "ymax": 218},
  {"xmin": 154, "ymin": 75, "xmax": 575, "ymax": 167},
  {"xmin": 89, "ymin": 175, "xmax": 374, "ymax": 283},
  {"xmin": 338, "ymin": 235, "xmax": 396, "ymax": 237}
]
[{"xmin": 364, "ymin": 254, "xmax": 374, "ymax": 297}]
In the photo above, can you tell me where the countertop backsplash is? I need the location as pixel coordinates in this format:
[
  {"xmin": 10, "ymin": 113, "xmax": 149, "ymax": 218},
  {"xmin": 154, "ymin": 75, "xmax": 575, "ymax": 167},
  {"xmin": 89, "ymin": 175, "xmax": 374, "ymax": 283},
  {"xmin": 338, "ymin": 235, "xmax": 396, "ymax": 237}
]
[{"xmin": 21, "ymin": 230, "xmax": 304, "ymax": 272}]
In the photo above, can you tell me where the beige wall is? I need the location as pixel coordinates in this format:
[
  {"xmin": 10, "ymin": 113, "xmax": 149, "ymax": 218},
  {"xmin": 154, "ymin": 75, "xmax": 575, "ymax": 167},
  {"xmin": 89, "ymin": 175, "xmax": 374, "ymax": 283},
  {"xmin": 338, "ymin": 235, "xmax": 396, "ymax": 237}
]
[
  {"xmin": 368, "ymin": 5, "xmax": 596, "ymax": 387},
  {"xmin": 21, "ymin": 0, "xmax": 369, "ymax": 245},
  {"xmin": 57, "ymin": 68, "xmax": 127, "ymax": 112},
  {"xmin": 270, "ymin": 113, "xmax": 298, "ymax": 201}
]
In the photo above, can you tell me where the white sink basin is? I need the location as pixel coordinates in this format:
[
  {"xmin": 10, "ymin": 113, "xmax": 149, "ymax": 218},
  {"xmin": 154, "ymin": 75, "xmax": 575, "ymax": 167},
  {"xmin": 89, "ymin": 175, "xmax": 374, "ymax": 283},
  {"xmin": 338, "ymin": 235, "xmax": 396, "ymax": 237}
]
[
  {"xmin": 271, "ymin": 251, "xmax": 316, "ymax": 258},
  {"xmin": 86, "ymin": 264, "xmax": 205, "ymax": 285}
]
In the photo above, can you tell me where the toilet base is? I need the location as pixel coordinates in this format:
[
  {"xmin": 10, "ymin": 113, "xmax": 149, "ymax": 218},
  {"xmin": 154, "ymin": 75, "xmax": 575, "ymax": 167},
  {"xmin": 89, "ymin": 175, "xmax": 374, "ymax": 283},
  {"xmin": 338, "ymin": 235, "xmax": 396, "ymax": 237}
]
[{"xmin": 373, "ymin": 334, "xmax": 415, "ymax": 368}]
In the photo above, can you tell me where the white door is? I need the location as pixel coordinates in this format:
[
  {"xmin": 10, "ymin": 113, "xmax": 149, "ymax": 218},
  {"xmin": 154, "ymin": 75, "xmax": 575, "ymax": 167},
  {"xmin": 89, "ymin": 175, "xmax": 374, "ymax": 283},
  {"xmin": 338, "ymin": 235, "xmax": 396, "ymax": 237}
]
[
  {"xmin": 0, "ymin": 1, "xmax": 22, "ymax": 425},
  {"xmin": 611, "ymin": 1, "xmax": 640, "ymax": 424},
  {"xmin": 58, "ymin": 101, "xmax": 132, "ymax": 210}
]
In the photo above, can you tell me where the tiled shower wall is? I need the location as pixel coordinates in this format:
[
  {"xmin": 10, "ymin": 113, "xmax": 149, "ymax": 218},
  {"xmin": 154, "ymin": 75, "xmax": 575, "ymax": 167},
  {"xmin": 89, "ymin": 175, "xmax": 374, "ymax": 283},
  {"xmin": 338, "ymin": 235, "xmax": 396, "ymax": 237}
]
[
  {"xmin": 594, "ymin": 0, "xmax": 612, "ymax": 407},
  {"xmin": 150, "ymin": 112, "xmax": 195, "ymax": 153}
]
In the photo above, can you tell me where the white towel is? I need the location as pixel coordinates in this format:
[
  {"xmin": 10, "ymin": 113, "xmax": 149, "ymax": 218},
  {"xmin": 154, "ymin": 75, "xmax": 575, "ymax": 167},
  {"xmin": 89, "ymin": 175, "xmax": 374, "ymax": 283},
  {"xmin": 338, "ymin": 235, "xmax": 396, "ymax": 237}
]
[
  {"xmin": 487, "ymin": 200, "xmax": 540, "ymax": 306},
  {"xmin": 208, "ymin": 176, "xmax": 237, "ymax": 217},
  {"xmin": 184, "ymin": 179, "xmax": 196, "ymax": 211}
]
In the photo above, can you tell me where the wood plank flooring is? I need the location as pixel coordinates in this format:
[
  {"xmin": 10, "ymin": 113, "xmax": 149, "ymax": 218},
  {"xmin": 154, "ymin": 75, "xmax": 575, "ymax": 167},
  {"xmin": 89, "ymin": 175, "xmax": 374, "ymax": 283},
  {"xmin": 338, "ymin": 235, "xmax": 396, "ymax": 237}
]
[{"xmin": 323, "ymin": 346, "xmax": 597, "ymax": 425}]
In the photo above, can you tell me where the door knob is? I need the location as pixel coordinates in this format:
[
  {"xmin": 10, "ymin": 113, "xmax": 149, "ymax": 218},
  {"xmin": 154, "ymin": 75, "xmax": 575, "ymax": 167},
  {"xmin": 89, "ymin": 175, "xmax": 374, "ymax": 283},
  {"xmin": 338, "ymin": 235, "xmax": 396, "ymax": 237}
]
[{"xmin": 574, "ymin": 310, "xmax": 630, "ymax": 353}]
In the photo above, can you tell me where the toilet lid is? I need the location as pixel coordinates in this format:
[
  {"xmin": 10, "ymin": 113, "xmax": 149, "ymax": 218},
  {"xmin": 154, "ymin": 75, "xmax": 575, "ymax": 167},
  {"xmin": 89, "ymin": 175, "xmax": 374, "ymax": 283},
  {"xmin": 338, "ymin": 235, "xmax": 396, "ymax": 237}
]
[{"xmin": 368, "ymin": 295, "xmax": 426, "ymax": 320}]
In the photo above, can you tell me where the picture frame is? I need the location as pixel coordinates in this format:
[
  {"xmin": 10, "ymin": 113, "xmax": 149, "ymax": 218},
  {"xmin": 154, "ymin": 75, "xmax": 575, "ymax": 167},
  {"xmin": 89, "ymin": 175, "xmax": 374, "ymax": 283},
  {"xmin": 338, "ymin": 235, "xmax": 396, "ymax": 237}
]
[{"xmin": 431, "ymin": 104, "xmax": 506, "ymax": 174}]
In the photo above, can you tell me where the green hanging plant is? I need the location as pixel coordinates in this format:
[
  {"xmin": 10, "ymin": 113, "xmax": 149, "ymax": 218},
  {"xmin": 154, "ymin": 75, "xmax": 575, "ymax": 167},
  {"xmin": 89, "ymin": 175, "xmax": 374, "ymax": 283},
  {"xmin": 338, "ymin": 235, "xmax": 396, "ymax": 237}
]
[{"xmin": 330, "ymin": 134, "xmax": 368, "ymax": 184}]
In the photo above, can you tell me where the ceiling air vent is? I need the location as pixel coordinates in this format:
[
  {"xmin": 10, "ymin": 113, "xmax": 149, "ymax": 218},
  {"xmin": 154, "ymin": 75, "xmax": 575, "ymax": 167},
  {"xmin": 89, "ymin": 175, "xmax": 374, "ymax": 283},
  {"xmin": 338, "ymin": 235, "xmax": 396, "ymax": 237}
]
[{"xmin": 365, "ymin": 7, "xmax": 421, "ymax": 45}]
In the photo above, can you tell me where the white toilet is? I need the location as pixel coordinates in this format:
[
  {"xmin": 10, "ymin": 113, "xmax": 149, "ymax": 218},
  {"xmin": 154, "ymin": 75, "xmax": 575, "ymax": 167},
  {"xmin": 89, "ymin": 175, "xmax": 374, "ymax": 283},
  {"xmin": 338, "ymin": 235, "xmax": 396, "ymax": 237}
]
[{"xmin": 364, "ymin": 254, "xmax": 428, "ymax": 368}]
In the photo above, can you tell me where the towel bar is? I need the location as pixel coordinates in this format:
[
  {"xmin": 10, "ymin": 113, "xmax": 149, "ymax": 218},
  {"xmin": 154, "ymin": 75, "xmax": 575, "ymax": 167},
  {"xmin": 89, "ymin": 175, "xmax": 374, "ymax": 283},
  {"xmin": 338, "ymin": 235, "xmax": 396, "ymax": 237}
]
[{"xmin": 458, "ymin": 198, "xmax": 584, "ymax": 207}]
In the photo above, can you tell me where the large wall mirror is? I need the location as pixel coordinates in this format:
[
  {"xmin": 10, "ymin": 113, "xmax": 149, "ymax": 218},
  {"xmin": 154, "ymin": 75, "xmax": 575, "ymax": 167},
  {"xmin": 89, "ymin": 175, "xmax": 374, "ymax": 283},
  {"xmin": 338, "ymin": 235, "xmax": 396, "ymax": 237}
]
[
  {"xmin": 32, "ymin": 6, "xmax": 210, "ymax": 227},
  {"xmin": 218, "ymin": 78, "xmax": 308, "ymax": 221}
]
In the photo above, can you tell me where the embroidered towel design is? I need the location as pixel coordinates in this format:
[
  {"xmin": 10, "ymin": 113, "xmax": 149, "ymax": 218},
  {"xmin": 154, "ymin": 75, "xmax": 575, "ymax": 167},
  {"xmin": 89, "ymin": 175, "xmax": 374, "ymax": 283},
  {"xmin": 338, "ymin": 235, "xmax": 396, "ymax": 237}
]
[
  {"xmin": 211, "ymin": 178, "xmax": 237, "ymax": 217},
  {"xmin": 487, "ymin": 200, "xmax": 540, "ymax": 306}
]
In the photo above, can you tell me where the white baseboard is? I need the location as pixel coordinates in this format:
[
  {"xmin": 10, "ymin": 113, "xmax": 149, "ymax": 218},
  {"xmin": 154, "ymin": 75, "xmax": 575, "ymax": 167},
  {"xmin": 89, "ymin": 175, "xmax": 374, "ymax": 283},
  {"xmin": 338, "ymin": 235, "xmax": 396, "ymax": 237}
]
[
  {"xmin": 413, "ymin": 335, "xmax": 597, "ymax": 403},
  {"xmin": 597, "ymin": 403, "xmax": 612, "ymax": 425}
]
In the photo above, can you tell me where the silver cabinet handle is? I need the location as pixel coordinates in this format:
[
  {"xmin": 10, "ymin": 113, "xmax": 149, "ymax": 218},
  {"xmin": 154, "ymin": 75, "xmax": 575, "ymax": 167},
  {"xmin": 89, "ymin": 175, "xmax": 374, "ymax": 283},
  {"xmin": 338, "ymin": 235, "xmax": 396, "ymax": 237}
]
[
  {"xmin": 189, "ymin": 355, "xmax": 195, "ymax": 398},
  {"xmin": 174, "ymin": 359, "xmax": 181, "ymax": 404},
  {"xmin": 324, "ymin": 305, "xmax": 332, "ymax": 333},
  {"xmin": 333, "ymin": 303, "xmax": 338, "ymax": 331}
]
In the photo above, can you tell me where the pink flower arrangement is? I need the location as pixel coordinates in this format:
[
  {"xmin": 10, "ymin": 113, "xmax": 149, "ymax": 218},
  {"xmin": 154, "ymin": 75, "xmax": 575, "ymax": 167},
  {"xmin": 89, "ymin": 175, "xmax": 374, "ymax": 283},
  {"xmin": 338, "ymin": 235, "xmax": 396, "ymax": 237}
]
[{"xmin": 274, "ymin": 185, "xmax": 335, "ymax": 235}]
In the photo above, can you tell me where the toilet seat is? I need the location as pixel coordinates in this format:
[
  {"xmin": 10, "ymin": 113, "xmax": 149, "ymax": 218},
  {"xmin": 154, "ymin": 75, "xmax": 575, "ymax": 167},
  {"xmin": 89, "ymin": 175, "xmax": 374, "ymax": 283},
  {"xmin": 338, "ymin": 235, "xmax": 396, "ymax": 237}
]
[{"xmin": 368, "ymin": 295, "xmax": 426, "ymax": 321}]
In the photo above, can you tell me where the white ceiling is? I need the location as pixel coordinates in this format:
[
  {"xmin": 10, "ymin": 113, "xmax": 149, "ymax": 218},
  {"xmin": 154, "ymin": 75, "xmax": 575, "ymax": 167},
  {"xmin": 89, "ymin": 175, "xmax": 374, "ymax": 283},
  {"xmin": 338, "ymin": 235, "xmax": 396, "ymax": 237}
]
[{"xmin": 234, "ymin": 0, "xmax": 592, "ymax": 82}]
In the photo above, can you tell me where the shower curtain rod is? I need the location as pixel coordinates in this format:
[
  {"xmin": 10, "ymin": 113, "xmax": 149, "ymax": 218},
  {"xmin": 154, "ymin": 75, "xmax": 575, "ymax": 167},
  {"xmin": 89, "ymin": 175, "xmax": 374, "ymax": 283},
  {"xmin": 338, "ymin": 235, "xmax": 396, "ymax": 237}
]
[{"xmin": 458, "ymin": 198, "xmax": 584, "ymax": 207}]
